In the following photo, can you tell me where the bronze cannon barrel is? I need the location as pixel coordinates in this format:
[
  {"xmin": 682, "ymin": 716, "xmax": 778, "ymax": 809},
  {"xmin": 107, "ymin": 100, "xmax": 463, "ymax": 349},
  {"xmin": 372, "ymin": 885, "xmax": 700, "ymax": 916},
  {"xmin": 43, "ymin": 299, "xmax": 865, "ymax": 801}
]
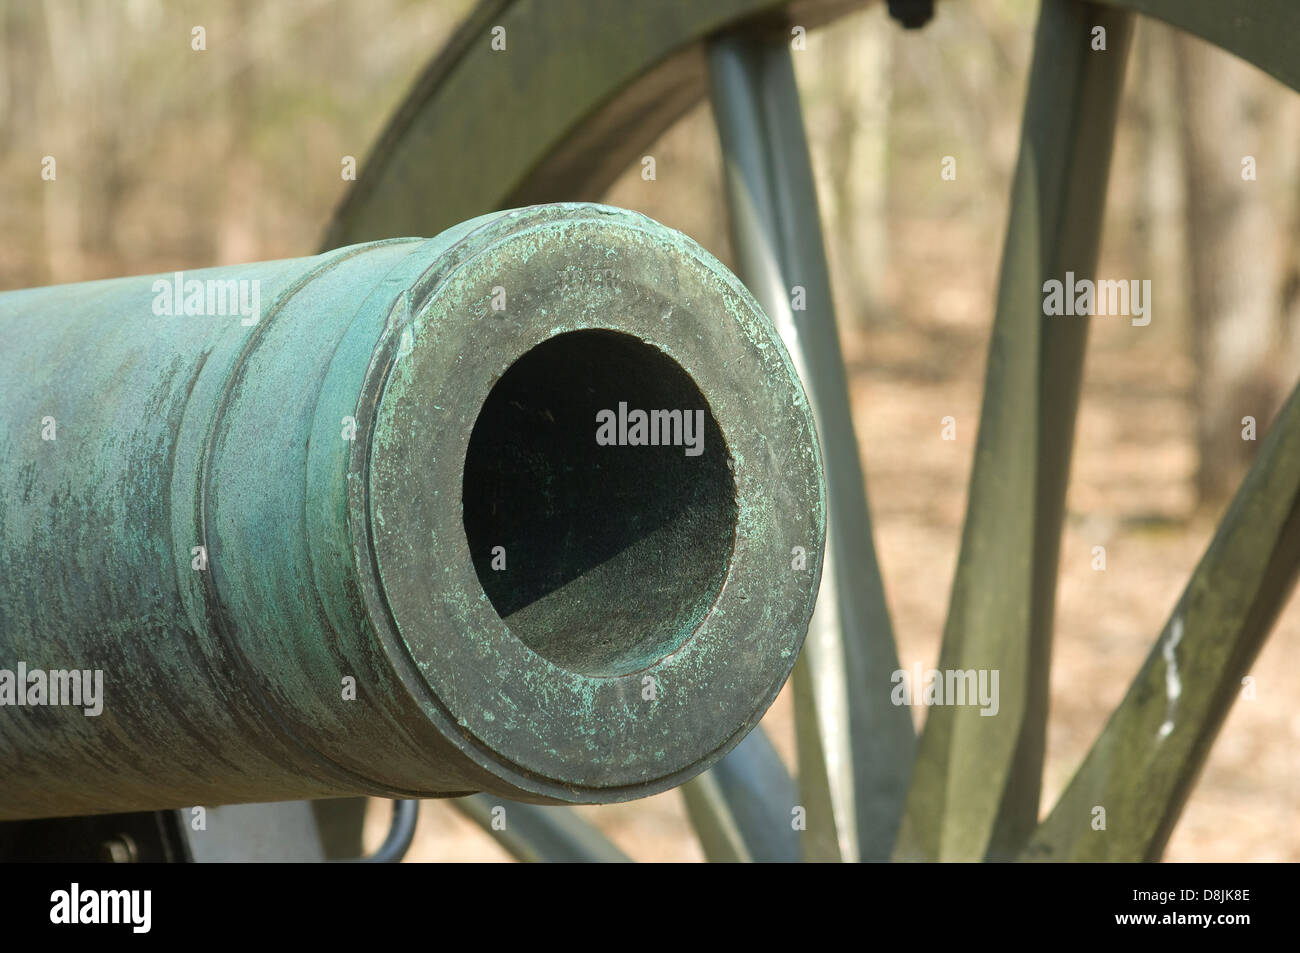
[{"xmin": 0, "ymin": 203, "xmax": 824, "ymax": 819}]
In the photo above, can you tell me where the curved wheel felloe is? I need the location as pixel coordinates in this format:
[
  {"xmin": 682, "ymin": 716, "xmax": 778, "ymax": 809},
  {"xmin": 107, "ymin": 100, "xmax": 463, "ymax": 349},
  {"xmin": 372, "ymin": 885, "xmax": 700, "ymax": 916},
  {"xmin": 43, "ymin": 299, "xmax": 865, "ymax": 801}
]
[
  {"xmin": 1095, "ymin": 0, "xmax": 1300, "ymax": 93},
  {"xmin": 320, "ymin": 0, "xmax": 875, "ymax": 250}
]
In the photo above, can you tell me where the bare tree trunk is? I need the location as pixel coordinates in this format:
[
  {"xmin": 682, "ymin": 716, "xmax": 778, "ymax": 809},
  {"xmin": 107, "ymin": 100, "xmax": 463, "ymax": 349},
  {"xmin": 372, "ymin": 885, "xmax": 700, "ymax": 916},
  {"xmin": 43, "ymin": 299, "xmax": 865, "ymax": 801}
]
[
  {"xmin": 802, "ymin": 10, "xmax": 892, "ymax": 326},
  {"xmin": 1130, "ymin": 21, "xmax": 1186, "ymax": 328},
  {"xmin": 1173, "ymin": 34, "xmax": 1291, "ymax": 505},
  {"xmin": 218, "ymin": 0, "xmax": 261, "ymax": 265}
]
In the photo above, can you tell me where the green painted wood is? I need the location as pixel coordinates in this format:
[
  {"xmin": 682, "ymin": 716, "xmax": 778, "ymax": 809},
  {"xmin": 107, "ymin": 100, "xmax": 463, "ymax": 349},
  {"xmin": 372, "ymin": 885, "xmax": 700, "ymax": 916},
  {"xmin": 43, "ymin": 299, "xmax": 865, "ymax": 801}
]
[
  {"xmin": 458, "ymin": 796, "xmax": 631, "ymax": 863},
  {"xmin": 790, "ymin": 650, "xmax": 852, "ymax": 860},
  {"xmin": 321, "ymin": 0, "xmax": 875, "ymax": 250},
  {"xmin": 707, "ymin": 32, "xmax": 915, "ymax": 863},
  {"xmin": 1024, "ymin": 380, "xmax": 1300, "ymax": 861},
  {"xmin": 325, "ymin": 0, "xmax": 1298, "ymax": 253},
  {"xmin": 681, "ymin": 727, "xmax": 801, "ymax": 863},
  {"xmin": 1096, "ymin": 0, "xmax": 1300, "ymax": 92},
  {"xmin": 896, "ymin": 1, "xmax": 1134, "ymax": 862}
]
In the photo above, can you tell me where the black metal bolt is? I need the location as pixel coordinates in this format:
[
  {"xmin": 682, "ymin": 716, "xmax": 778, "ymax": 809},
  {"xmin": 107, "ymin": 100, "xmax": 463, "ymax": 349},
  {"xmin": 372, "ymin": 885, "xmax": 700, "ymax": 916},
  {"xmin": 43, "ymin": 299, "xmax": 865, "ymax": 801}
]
[{"xmin": 889, "ymin": 0, "xmax": 934, "ymax": 30}]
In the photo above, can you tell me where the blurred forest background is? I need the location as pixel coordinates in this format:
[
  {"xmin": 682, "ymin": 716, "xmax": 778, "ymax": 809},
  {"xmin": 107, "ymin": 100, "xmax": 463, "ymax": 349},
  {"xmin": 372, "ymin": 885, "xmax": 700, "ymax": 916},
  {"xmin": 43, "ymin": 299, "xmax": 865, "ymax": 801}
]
[{"xmin": 2, "ymin": 0, "xmax": 1297, "ymax": 860}]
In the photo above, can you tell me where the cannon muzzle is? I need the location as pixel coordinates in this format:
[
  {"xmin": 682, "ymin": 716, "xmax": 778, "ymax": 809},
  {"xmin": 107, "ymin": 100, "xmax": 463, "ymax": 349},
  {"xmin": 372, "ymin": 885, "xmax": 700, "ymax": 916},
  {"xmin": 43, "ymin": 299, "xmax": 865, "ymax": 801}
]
[{"xmin": 0, "ymin": 203, "xmax": 824, "ymax": 819}]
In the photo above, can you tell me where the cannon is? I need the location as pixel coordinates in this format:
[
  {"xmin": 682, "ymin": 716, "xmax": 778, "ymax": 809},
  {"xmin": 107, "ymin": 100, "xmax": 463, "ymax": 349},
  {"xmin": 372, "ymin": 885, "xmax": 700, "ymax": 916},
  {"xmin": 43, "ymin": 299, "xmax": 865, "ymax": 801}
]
[{"xmin": 0, "ymin": 202, "xmax": 825, "ymax": 820}]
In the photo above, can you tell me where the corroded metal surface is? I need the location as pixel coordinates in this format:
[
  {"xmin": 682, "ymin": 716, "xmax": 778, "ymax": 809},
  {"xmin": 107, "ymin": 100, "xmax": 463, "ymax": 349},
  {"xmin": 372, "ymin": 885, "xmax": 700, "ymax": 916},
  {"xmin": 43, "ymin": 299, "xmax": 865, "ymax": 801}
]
[{"xmin": 0, "ymin": 203, "xmax": 824, "ymax": 819}]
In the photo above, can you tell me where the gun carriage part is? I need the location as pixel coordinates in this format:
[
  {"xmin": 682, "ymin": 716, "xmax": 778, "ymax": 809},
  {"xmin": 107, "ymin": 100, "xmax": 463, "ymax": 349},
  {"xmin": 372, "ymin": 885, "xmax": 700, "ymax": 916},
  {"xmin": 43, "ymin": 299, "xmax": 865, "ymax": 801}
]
[{"xmin": 0, "ymin": 203, "xmax": 824, "ymax": 819}]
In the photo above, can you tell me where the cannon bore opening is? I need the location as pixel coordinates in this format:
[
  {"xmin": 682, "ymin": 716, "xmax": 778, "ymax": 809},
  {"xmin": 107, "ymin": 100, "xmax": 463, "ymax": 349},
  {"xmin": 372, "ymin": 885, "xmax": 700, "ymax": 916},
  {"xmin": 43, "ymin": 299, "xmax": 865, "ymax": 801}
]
[{"xmin": 463, "ymin": 330, "xmax": 737, "ymax": 678}]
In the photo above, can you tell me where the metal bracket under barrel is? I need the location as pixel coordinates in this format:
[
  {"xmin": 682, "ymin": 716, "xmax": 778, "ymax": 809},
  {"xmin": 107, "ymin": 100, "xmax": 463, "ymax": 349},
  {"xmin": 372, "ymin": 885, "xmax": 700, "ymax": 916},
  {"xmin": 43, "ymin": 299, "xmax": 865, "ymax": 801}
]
[{"xmin": 700, "ymin": 27, "xmax": 916, "ymax": 863}]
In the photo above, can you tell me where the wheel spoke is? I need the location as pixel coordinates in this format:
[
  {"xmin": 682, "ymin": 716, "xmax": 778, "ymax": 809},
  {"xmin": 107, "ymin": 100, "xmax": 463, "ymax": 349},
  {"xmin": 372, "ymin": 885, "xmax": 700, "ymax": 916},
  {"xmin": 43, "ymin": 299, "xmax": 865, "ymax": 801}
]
[
  {"xmin": 897, "ymin": 0, "xmax": 1134, "ymax": 862},
  {"xmin": 1025, "ymin": 378, "xmax": 1300, "ymax": 861},
  {"xmin": 706, "ymin": 29, "xmax": 914, "ymax": 863},
  {"xmin": 681, "ymin": 727, "xmax": 801, "ymax": 862},
  {"xmin": 454, "ymin": 796, "xmax": 631, "ymax": 863}
]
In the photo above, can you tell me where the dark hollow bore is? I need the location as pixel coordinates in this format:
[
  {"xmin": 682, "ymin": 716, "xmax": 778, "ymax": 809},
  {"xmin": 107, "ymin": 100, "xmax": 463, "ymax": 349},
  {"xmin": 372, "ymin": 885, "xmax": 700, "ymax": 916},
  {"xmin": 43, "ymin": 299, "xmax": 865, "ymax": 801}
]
[{"xmin": 462, "ymin": 330, "xmax": 737, "ymax": 677}]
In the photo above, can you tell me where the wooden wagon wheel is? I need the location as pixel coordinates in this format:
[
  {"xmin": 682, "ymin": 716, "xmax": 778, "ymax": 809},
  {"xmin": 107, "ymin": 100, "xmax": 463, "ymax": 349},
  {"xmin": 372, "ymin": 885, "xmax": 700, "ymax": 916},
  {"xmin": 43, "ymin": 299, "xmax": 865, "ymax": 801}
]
[{"xmin": 325, "ymin": 0, "xmax": 1300, "ymax": 862}]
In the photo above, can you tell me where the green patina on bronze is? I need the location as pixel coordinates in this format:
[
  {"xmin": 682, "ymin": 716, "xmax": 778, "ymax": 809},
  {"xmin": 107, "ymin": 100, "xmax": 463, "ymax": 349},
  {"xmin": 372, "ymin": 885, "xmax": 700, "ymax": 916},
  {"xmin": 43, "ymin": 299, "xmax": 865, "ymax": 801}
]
[{"xmin": 0, "ymin": 203, "xmax": 825, "ymax": 820}]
